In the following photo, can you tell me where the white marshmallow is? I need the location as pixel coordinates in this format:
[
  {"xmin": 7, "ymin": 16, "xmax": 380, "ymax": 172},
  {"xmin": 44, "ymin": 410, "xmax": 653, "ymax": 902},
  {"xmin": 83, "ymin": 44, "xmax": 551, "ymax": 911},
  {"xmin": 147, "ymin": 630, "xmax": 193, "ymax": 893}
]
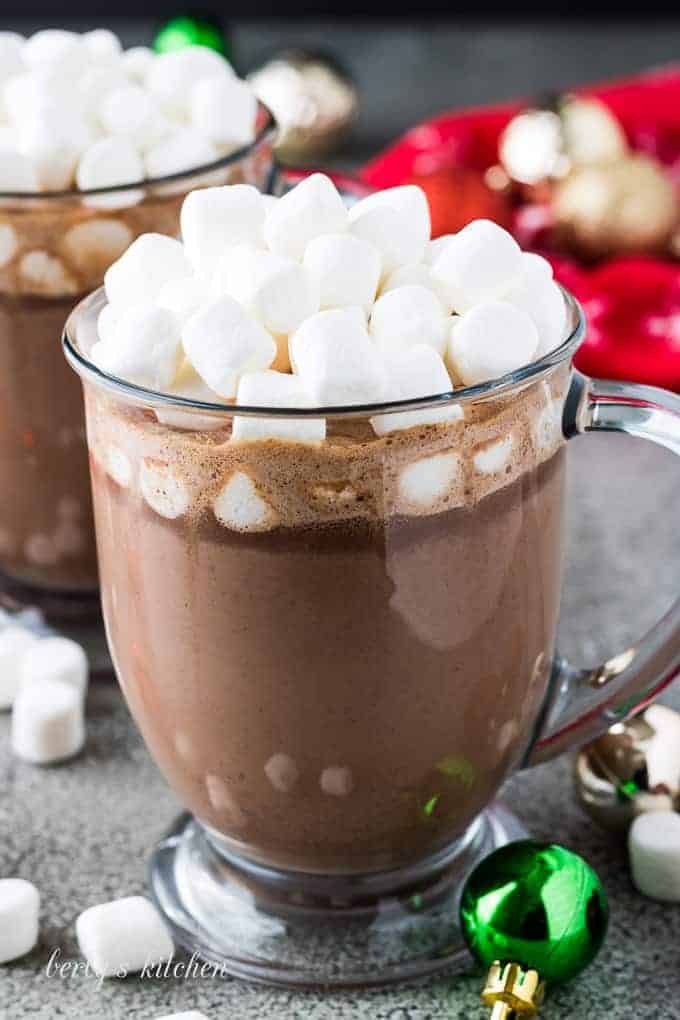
[
  {"xmin": 264, "ymin": 753, "xmax": 299, "ymax": 793},
  {"xmin": 78, "ymin": 64, "xmax": 128, "ymax": 117},
  {"xmin": 264, "ymin": 172, "xmax": 348, "ymax": 261},
  {"xmin": 145, "ymin": 128, "xmax": 218, "ymax": 179},
  {"xmin": 140, "ymin": 460, "xmax": 192, "ymax": 519},
  {"xmin": 121, "ymin": 46, "xmax": 155, "ymax": 82},
  {"xmin": 643, "ymin": 704, "xmax": 680, "ymax": 793},
  {"xmin": 154, "ymin": 363, "xmax": 228, "ymax": 432},
  {"xmin": 77, "ymin": 137, "xmax": 145, "ymax": 209},
  {"xmin": 19, "ymin": 110, "xmax": 92, "ymax": 191},
  {"xmin": 398, "ymin": 451, "xmax": 461, "ymax": 510},
  {"xmin": 99, "ymin": 86, "xmax": 160, "ymax": 148},
  {"xmin": 0, "ymin": 224, "xmax": 18, "ymax": 267},
  {"xmin": 290, "ymin": 307, "xmax": 389, "ymax": 406},
  {"xmin": 320, "ymin": 765, "xmax": 354, "ymax": 797},
  {"xmin": 0, "ymin": 879, "xmax": 40, "ymax": 964},
  {"xmin": 448, "ymin": 301, "xmax": 539, "ymax": 386},
  {"xmin": 19, "ymin": 250, "xmax": 77, "ymax": 295},
  {"xmin": 105, "ymin": 234, "xmax": 192, "ymax": 308},
  {"xmin": 104, "ymin": 445, "xmax": 132, "ymax": 488},
  {"xmin": 76, "ymin": 896, "xmax": 174, "ymax": 978},
  {"xmin": 3, "ymin": 69, "xmax": 81, "ymax": 125},
  {"xmin": 62, "ymin": 218, "xmax": 133, "ymax": 278},
  {"xmin": 82, "ymin": 29, "xmax": 122, "ymax": 63},
  {"xmin": 22, "ymin": 30, "xmax": 86, "ymax": 74},
  {"xmin": 521, "ymin": 251, "xmax": 553, "ymax": 284},
  {"xmin": 503, "ymin": 274, "xmax": 567, "ymax": 357},
  {"xmin": 424, "ymin": 234, "xmax": 456, "ymax": 266},
  {"xmin": 0, "ymin": 35, "xmax": 25, "ymax": 118},
  {"xmin": 20, "ymin": 637, "xmax": 88, "ymax": 699},
  {"xmin": 0, "ymin": 148, "xmax": 38, "ymax": 192},
  {"xmin": 349, "ymin": 185, "xmax": 430, "ymax": 276},
  {"xmin": 381, "ymin": 262, "xmax": 453, "ymax": 313},
  {"xmin": 213, "ymin": 471, "xmax": 277, "ymax": 532},
  {"xmin": 370, "ymin": 285, "xmax": 448, "ymax": 357},
  {"xmin": 97, "ymin": 304, "xmax": 120, "ymax": 345},
  {"xmin": 431, "ymin": 220, "xmax": 522, "ymax": 313},
  {"xmin": 92, "ymin": 305, "xmax": 182, "ymax": 390},
  {"xmin": 11, "ymin": 679, "xmax": 85, "ymax": 764},
  {"xmin": 147, "ymin": 46, "xmax": 234, "ymax": 118},
  {"xmin": 191, "ymin": 75, "xmax": 257, "ymax": 148},
  {"xmin": 214, "ymin": 245, "xmax": 319, "ymax": 335},
  {"xmin": 157, "ymin": 275, "xmax": 211, "ymax": 327},
  {"xmin": 180, "ymin": 184, "xmax": 265, "ymax": 274},
  {"xmin": 629, "ymin": 811, "xmax": 680, "ymax": 902},
  {"xmin": 0, "ymin": 626, "xmax": 37, "ymax": 710},
  {"xmin": 303, "ymin": 233, "xmax": 381, "ymax": 313},
  {"xmin": 233, "ymin": 371, "xmax": 326, "ymax": 443},
  {"xmin": 474, "ymin": 435, "xmax": 514, "ymax": 474},
  {"xmin": 371, "ymin": 345, "xmax": 460, "ymax": 436},
  {"xmin": 183, "ymin": 296, "xmax": 276, "ymax": 398}
]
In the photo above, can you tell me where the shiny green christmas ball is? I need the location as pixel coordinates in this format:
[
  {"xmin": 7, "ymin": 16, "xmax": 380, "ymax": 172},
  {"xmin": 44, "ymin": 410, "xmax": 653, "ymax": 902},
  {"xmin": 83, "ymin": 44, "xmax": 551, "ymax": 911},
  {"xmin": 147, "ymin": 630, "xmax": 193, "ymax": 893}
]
[
  {"xmin": 460, "ymin": 840, "xmax": 608, "ymax": 984},
  {"xmin": 154, "ymin": 16, "xmax": 229, "ymax": 58}
]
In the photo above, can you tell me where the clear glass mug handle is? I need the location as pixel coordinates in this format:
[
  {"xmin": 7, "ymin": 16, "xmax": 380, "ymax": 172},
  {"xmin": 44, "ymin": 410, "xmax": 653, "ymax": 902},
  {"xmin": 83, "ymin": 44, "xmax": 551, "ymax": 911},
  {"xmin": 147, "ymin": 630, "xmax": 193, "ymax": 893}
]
[{"xmin": 525, "ymin": 372, "xmax": 680, "ymax": 766}]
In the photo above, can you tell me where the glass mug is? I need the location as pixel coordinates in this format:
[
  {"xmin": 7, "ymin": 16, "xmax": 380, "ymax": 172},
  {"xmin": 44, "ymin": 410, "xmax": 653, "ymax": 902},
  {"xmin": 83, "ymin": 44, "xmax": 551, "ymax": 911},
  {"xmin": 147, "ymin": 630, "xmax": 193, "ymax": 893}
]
[
  {"xmin": 0, "ymin": 103, "xmax": 276, "ymax": 620},
  {"xmin": 63, "ymin": 288, "xmax": 679, "ymax": 986}
]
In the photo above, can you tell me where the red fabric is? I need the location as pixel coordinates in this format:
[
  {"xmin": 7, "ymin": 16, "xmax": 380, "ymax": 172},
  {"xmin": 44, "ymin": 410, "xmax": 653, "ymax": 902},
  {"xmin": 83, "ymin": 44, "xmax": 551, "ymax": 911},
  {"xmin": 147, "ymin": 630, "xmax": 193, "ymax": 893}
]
[{"xmin": 359, "ymin": 66, "xmax": 680, "ymax": 390}]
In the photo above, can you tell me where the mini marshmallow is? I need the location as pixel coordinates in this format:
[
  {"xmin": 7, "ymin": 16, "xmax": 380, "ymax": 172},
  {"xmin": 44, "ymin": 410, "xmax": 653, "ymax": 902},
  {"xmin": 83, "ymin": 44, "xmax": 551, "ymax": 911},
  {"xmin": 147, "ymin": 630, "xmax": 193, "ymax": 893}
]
[
  {"xmin": 0, "ymin": 148, "xmax": 39, "ymax": 192},
  {"xmin": 104, "ymin": 234, "xmax": 192, "ymax": 308},
  {"xmin": 424, "ymin": 234, "xmax": 456, "ymax": 266},
  {"xmin": 11, "ymin": 679, "xmax": 85, "ymax": 764},
  {"xmin": 349, "ymin": 185, "xmax": 430, "ymax": 276},
  {"xmin": 140, "ymin": 459, "xmax": 192, "ymax": 519},
  {"xmin": 22, "ymin": 29, "xmax": 86, "ymax": 73},
  {"xmin": 290, "ymin": 307, "xmax": 389, "ymax": 406},
  {"xmin": 320, "ymin": 765, "xmax": 354, "ymax": 797},
  {"xmin": 19, "ymin": 250, "xmax": 78, "ymax": 295},
  {"xmin": 97, "ymin": 304, "xmax": 119, "ymax": 345},
  {"xmin": 104, "ymin": 445, "xmax": 132, "ymax": 488},
  {"xmin": 503, "ymin": 273, "xmax": 567, "ymax": 357},
  {"xmin": 191, "ymin": 75, "xmax": 257, "ymax": 148},
  {"xmin": 121, "ymin": 46, "xmax": 155, "ymax": 82},
  {"xmin": 629, "ymin": 811, "xmax": 680, "ymax": 903},
  {"xmin": 431, "ymin": 220, "xmax": 523, "ymax": 313},
  {"xmin": 370, "ymin": 345, "xmax": 460, "ymax": 436},
  {"xmin": 145, "ymin": 128, "xmax": 218, "ymax": 180},
  {"xmin": 76, "ymin": 137, "xmax": 145, "ymax": 209},
  {"xmin": 93, "ymin": 305, "xmax": 182, "ymax": 390},
  {"xmin": 182, "ymin": 296, "xmax": 276, "ymax": 398},
  {"xmin": 147, "ymin": 46, "xmax": 233, "ymax": 118},
  {"xmin": 398, "ymin": 451, "xmax": 461, "ymax": 510},
  {"xmin": 99, "ymin": 86, "xmax": 160, "ymax": 148},
  {"xmin": 264, "ymin": 172, "xmax": 348, "ymax": 261},
  {"xmin": 180, "ymin": 185, "xmax": 265, "ymax": 274},
  {"xmin": 21, "ymin": 636, "xmax": 88, "ymax": 699},
  {"xmin": 81, "ymin": 28, "xmax": 122, "ymax": 62},
  {"xmin": 474, "ymin": 435, "xmax": 514, "ymax": 474},
  {"xmin": 78, "ymin": 64, "xmax": 128, "ymax": 117},
  {"xmin": 448, "ymin": 301, "xmax": 539, "ymax": 386},
  {"xmin": 213, "ymin": 471, "xmax": 277, "ymax": 532},
  {"xmin": 214, "ymin": 245, "xmax": 319, "ymax": 335},
  {"xmin": 370, "ymin": 285, "xmax": 448, "ymax": 357},
  {"xmin": 76, "ymin": 896, "xmax": 174, "ymax": 978},
  {"xmin": 62, "ymin": 218, "xmax": 133, "ymax": 279},
  {"xmin": 0, "ymin": 626, "xmax": 37, "ymax": 710},
  {"xmin": 521, "ymin": 251, "xmax": 554, "ymax": 284},
  {"xmin": 19, "ymin": 110, "xmax": 93, "ymax": 191},
  {"xmin": 0, "ymin": 879, "xmax": 40, "ymax": 964},
  {"xmin": 154, "ymin": 362, "xmax": 228, "ymax": 431},
  {"xmin": 157, "ymin": 275, "xmax": 211, "ymax": 327},
  {"xmin": 303, "ymin": 233, "xmax": 381, "ymax": 313},
  {"xmin": 264, "ymin": 752, "xmax": 300, "ymax": 793},
  {"xmin": 0, "ymin": 224, "xmax": 18, "ymax": 267},
  {"xmin": 381, "ymin": 262, "xmax": 453, "ymax": 313},
  {"xmin": 233, "ymin": 371, "xmax": 326, "ymax": 443}
]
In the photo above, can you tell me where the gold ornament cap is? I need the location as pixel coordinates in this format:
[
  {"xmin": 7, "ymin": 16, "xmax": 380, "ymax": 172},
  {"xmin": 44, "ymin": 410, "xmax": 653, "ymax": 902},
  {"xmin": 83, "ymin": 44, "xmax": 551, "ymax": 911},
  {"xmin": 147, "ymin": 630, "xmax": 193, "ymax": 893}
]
[{"xmin": 482, "ymin": 961, "xmax": 545, "ymax": 1019}]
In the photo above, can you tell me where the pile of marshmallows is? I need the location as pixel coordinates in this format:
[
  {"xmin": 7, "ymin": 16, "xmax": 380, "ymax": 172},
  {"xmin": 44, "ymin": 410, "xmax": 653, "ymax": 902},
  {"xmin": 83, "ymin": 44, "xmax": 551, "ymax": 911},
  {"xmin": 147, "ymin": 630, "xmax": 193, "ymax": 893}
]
[
  {"xmin": 0, "ymin": 29, "xmax": 257, "ymax": 196},
  {"xmin": 93, "ymin": 173, "xmax": 567, "ymax": 440}
]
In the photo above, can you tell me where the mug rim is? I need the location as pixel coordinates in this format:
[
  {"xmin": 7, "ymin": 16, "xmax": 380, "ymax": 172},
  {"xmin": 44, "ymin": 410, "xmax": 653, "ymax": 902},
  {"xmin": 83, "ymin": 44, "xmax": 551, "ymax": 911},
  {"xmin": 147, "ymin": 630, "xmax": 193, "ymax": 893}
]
[
  {"xmin": 0, "ymin": 102, "xmax": 277, "ymax": 203},
  {"xmin": 62, "ymin": 285, "xmax": 585, "ymax": 421}
]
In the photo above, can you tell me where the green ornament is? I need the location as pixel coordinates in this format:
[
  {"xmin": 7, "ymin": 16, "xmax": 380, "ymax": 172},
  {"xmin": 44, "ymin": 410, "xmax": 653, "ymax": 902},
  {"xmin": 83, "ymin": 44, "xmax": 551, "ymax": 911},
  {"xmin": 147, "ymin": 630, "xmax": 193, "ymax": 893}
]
[
  {"xmin": 460, "ymin": 840, "xmax": 608, "ymax": 986},
  {"xmin": 154, "ymin": 16, "xmax": 229, "ymax": 59}
]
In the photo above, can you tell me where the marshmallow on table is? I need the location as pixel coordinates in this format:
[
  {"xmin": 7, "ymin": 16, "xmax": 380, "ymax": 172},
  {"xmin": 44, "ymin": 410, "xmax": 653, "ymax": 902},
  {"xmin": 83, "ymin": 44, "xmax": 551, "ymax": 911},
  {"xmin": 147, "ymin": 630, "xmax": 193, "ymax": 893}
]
[
  {"xmin": 381, "ymin": 262, "xmax": 453, "ymax": 313},
  {"xmin": 76, "ymin": 137, "xmax": 145, "ymax": 209},
  {"xmin": 233, "ymin": 370, "xmax": 326, "ymax": 443},
  {"xmin": 371, "ymin": 345, "xmax": 460, "ymax": 436},
  {"xmin": 290, "ymin": 306, "xmax": 389, "ymax": 406},
  {"xmin": 11, "ymin": 679, "xmax": 85, "ymax": 764},
  {"xmin": 0, "ymin": 879, "xmax": 40, "ymax": 964},
  {"xmin": 348, "ymin": 185, "xmax": 430, "ymax": 277},
  {"xmin": 76, "ymin": 896, "xmax": 174, "ymax": 978},
  {"xmin": 448, "ymin": 300, "xmax": 540, "ymax": 386},
  {"xmin": 264, "ymin": 172, "xmax": 348, "ymax": 261},
  {"xmin": 145, "ymin": 128, "xmax": 218, "ymax": 180},
  {"xmin": 431, "ymin": 219, "xmax": 523, "ymax": 313},
  {"xmin": 303, "ymin": 233, "xmax": 381, "ymax": 314},
  {"xmin": 191, "ymin": 75, "xmax": 258, "ymax": 148},
  {"xmin": 104, "ymin": 234, "xmax": 192, "ymax": 308},
  {"xmin": 180, "ymin": 185, "xmax": 265, "ymax": 275},
  {"xmin": 0, "ymin": 626, "xmax": 37, "ymax": 710},
  {"xmin": 20, "ymin": 636, "xmax": 88, "ymax": 700},
  {"xmin": 147, "ymin": 46, "xmax": 234, "ymax": 118},
  {"xmin": 182, "ymin": 295, "xmax": 277, "ymax": 398},
  {"xmin": 214, "ymin": 245, "xmax": 319, "ymax": 336},
  {"xmin": 92, "ymin": 305, "xmax": 182, "ymax": 390},
  {"xmin": 629, "ymin": 811, "xmax": 680, "ymax": 902},
  {"xmin": 370, "ymin": 284, "xmax": 448, "ymax": 357}
]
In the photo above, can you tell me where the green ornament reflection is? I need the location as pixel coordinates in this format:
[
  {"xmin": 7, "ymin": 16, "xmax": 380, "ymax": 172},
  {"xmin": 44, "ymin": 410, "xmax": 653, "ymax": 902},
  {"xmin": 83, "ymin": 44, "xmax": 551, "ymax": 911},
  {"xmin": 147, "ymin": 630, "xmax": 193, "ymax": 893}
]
[
  {"xmin": 460, "ymin": 840, "xmax": 608, "ymax": 984},
  {"xmin": 154, "ymin": 16, "xmax": 229, "ymax": 58}
]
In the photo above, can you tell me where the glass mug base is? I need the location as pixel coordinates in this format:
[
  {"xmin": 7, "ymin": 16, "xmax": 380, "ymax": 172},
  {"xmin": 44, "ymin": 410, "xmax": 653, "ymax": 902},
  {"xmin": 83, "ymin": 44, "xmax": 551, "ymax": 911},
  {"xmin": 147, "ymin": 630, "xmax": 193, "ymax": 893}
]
[{"xmin": 149, "ymin": 803, "xmax": 527, "ymax": 989}]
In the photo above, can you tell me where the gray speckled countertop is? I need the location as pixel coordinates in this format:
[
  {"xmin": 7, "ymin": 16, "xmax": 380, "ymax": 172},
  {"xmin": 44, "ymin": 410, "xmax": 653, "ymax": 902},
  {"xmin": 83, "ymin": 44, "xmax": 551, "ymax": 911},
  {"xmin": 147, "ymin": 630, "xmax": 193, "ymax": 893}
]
[{"xmin": 1, "ymin": 434, "xmax": 679, "ymax": 1019}]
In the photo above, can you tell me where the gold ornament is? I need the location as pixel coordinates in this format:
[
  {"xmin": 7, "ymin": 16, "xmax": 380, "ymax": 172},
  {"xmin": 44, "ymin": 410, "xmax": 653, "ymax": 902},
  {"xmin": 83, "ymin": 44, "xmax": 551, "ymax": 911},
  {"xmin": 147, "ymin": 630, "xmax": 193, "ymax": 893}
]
[
  {"xmin": 554, "ymin": 154, "xmax": 677, "ymax": 258},
  {"xmin": 248, "ymin": 49, "xmax": 358, "ymax": 164},
  {"xmin": 482, "ymin": 962, "xmax": 545, "ymax": 1019},
  {"xmin": 575, "ymin": 703, "xmax": 680, "ymax": 832}
]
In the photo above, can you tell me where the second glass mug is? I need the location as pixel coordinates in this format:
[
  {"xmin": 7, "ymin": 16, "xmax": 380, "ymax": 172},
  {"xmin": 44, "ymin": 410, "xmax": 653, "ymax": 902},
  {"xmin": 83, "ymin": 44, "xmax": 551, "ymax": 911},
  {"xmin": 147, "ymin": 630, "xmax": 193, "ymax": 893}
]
[
  {"xmin": 63, "ymin": 288, "xmax": 680, "ymax": 986},
  {"xmin": 0, "ymin": 103, "xmax": 276, "ymax": 619}
]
